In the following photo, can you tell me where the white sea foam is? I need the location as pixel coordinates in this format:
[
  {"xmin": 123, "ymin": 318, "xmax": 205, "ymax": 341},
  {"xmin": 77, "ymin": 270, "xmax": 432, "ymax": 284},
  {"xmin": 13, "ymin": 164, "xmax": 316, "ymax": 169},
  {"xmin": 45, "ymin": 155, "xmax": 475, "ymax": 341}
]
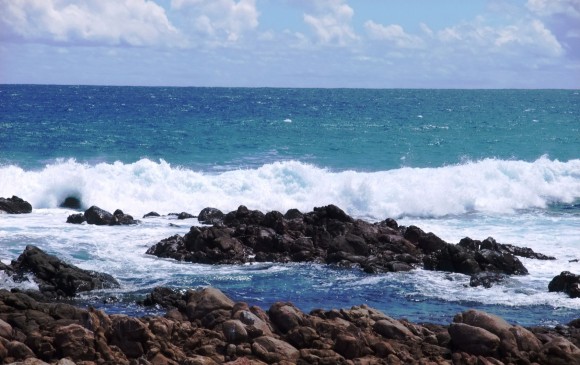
[{"xmin": 0, "ymin": 157, "xmax": 578, "ymax": 219}]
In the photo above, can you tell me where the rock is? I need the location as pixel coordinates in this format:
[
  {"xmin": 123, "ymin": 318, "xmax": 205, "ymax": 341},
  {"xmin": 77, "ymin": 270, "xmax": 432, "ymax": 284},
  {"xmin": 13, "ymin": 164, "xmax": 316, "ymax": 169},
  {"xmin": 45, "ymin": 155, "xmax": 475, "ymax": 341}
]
[
  {"xmin": 110, "ymin": 315, "xmax": 152, "ymax": 358},
  {"xmin": 186, "ymin": 287, "xmax": 235, "ymax": 320},
  {"xmin": 141, "ymin": 287, "xmax": 187, "ymax": 311},
  {"xmin": 222, "ymin": 320, "xmax": 248, "ymax": 344},
  {"xmin": 143, "ymin": 211, "xmax": 161, "ymax": 218},
  {"xmin": 0, "ymin": 196, "xmax": 32, "ymax": 214},
  {"xmin": 0, "ymin": 318, "xmax": 13, "ymax": 339},
  {"xmin": 538, "ymin": 337, "xmax": 580, "ymax": 365},
  {"xmin": 549, "ymin": 271, "xmax": 580, "ymax": 298},
  {"xmin": 149, "ymin": 205, "xmax": 545, "ymax": 288},
  {"xmin": 251, "ymin": 336, "xmax": 299, "ymax": 363},
  {"xmin": 373, "ymin": 317, "xmax": 417, "ymax": 340},
  {"xmin": 9, "ymin": 245, "xmax": 120, "ymax": 296},
  {"xmin": 284, "ymin": 208, "xmax": 303, "ymax": 220},
  {"xmin": 448, "ymin": 323, "xmax": 500, "ymax": 356},
  {"xmin": 59, "ymin": 196, "xmax": 81, "ymax": 209},
  {"xmin": 112, "ymin": 209, "xmax": 138, "ymax": 225},
  {"xmin": 54, "ymin": 324, "xmax": 96, "ymax": 360},
  {"xmin": 65, "ymin": 213, "xmax": 85, "ymax": 224},
  {"xmin": 199, "ymin": 207, "xmax": 225, "ymax": 225},
  {"xmin": 82, "ymin": 206, "xmax": 138, "ymax": 225},
  {"xmin": 177, "ymin": 212, "xmax": 195, "ymax": 220},
  {"xmin": 469, "ymin": 272, "xmax": 507, "ymax": 288},
  {"xmin": 268, "ymin": 302, "xmax": 306, "ymax": 334},
  {"xmin": 84, "ymin": 205, "xmax": 114, "ymax": 225}
]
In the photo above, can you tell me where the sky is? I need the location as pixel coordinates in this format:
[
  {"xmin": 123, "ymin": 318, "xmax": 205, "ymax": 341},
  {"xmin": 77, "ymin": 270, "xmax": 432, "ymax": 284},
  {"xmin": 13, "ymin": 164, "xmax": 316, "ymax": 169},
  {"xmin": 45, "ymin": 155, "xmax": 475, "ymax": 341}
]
[{"xmin": 0, "ymin": 0, "xmax": 579, "ymax": 88}]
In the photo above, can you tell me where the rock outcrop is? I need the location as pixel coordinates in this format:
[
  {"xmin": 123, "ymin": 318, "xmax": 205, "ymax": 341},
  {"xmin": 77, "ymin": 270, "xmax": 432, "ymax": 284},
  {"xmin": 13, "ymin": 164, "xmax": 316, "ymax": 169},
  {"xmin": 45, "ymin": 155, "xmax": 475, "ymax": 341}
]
[
  {"xmin": 549, "ymin": 271, "xmax": 580, "ymax": 298},
  {"xmin": 147, "ymin": 205, "xmax": 551, "ymax": 284},
  {"xmin": 1, "ymin": 245, "xmax": 120, "ymax": 297},
  {"xmin": 66, "ymin": 206, "xmax": 138, "ymax": 225},
  {"xmin": 0, "ymin": 196, "xmax": 32, "ymax": 214},
  {"xmin": 1, "ymin": 287, "xmax": 578, "ymax": 365}
]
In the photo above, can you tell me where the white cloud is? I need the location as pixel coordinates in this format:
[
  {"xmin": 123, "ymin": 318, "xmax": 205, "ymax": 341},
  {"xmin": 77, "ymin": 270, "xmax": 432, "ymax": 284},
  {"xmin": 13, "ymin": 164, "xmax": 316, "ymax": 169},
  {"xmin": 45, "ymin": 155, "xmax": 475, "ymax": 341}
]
[
  {"xmin": 0, "ymin": 0, "xmax": 181, "ymax": 46},
  {"xmin": 302, "ymin": 0, "xmax": 357, "ymax": 46},
  {"xmin": 437, "ymin": 18, "xmax": 563, "ymax": 58},
  {"xmin": 364, "ymin": 21, "xmax": 424, "ymax": 49},
  {"xmin": 526, "ymin": 0, "xmax": 580, "ymax": 19},
  {"xmin": 171, "ymin": 0, "xmax": 259, "ymax": 43}
]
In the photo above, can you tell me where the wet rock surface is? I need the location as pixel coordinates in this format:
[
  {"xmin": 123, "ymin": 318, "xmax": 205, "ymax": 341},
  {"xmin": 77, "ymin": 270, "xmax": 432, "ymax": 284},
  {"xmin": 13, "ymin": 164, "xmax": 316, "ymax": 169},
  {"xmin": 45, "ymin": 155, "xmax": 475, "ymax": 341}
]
[
  {"xmin": 147, "ymin": 205, "xmax": 552, "ymax": 283},
  {"xmin": 0, "ymin": 286, "xmax": 578, "ymax": 365},
  {"xmin": 0, "ymin": 196, "xmax": 32, "ymax": 214},
  {"xmin": 549, "ymin": 271, "xmax": 580, "ymax": 298},
  {"xmin": 1, "ymin": 245, "xmax": 120, "ymax": 297},
  {"xmin": 66, "ymin": 205, "xmax": 138, "ymax": 225}
]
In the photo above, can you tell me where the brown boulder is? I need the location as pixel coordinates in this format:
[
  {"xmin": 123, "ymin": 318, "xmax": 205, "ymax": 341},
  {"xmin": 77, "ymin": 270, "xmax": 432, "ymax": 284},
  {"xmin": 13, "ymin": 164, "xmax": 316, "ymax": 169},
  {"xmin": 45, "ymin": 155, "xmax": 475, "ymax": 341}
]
[
  {"xmin": 186, "ymin": 288, "xmax": 235, "ymax": 320},
  {"xmin": 448, "ymin": 323, "xmax": 500, "ymax": 356},
  {"xmin": 538, "ymin": 337, "xmax": 580, "ymax": 365},
  {"xmin": 268, "ymin": 302, "xmax": 306, "ymax": 333},
  {"xmin": 251, "ymin": 336, "xmax": 299, "ymax": 363},
  {"xmin": 373, "ymin": 317, "xmax": 418, "ymax": 340},
  {"xmin": 53, "ymin": 324, "xmax": 96, "ymax": 360}
]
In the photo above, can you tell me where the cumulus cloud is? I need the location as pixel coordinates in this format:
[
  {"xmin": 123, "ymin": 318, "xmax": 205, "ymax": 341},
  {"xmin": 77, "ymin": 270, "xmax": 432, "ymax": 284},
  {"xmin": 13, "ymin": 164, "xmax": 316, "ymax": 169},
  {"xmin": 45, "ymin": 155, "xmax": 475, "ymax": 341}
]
[
  {"xmin": 171, "ymin": 0, "xmax": 259, "ymax": 43},
  {"xmin": 0, "ymin": 0, "xmax": 181, "ymax": 46},
  {"xmin": 364, "ymin": 21, "xmax": 424, "ymax": 49},
  {"xmin": 526, "ymin": 0, "xmax": 580, "ymax": 18},
  {"xmin": 436, "ymin": 18, "xmax": 563, "ymax": 58},
  {"xmin": 526, "ymin": 0, "xmax": 580, "ymax": 58},
  {"xmin": 302, "ymin": 0, "xmax": 357, "ymax": 46}
]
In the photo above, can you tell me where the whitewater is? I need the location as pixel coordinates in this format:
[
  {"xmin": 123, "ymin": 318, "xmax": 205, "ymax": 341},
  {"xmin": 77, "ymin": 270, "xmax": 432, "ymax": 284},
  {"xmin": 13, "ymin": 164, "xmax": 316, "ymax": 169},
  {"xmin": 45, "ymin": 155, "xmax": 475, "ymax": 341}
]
[{"xmin": 1, "ymin": 85, "xmax": 579, "ymax": 326}]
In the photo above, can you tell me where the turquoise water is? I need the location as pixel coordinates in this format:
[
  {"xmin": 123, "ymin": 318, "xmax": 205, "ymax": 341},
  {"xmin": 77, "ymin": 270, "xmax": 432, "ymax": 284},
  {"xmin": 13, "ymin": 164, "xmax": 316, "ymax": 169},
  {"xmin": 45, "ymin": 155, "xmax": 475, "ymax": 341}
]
[
  {"xmin": 1, "ymin": 85, "xmax": 579, "ymax": 326},
  {"xmin": 1, "ymin": 85, "xmax": 578, "ymax": 170}
]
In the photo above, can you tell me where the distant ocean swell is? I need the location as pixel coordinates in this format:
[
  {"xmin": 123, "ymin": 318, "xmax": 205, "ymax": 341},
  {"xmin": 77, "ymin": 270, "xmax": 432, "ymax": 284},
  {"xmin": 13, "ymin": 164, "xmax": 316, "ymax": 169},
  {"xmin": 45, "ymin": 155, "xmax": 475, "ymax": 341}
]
[{"xmin": 1, "ymin": 156, "xmax": 578, "ymax": 220}]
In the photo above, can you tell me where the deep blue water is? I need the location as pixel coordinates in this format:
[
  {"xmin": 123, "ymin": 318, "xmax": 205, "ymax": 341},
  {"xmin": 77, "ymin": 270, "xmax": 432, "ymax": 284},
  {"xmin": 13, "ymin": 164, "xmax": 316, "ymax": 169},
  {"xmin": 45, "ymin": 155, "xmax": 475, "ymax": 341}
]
[{"xmin": 1, "ymin": 85, "xmax": 578, "ymax": 171}]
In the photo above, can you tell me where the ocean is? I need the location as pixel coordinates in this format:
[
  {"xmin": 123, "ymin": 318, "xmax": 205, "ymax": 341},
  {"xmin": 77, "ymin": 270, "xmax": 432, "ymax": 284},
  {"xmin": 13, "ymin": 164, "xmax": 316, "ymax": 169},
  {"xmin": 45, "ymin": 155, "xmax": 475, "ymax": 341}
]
[{"xmin": 1, "ymin": 85, "xmax": 579, "ymax": 326}]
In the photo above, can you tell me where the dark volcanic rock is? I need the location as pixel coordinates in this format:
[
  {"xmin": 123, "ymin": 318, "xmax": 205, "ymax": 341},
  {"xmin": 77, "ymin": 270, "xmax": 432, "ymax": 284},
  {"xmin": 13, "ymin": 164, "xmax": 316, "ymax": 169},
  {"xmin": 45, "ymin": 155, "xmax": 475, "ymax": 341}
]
[
  {"xmin": 66, "ymin": 213, "xmax": 86, "ymax": 224},
  {"xmin": 469, "ymin": 272, "xmax": 507, "ymax": 288},
  {"xmin": 198, "ymin": 207, "xmax": 225, "ymax": 225},
  {"xmin": 0, "ymin": 196, "xmax": 32, "ymax": 214},
  {"xmin": 143, "ymin": 211, "xmax": 160, "ymax": 218},
  {"xmin": 67, "ymin": 206, "xmax": 138, "ymax": 225},
  {"xmin": 112, "ymin": 209, "xmax": 138, "ymax": 225},
  {"xmin": 549, "ymin": 271, "xmax": 580, "ymax": 298},
  {"xmin": 177, "ymin": 211, "xmax": 195, "ymax": 220},
  {"xmin": 84, "ymin": 205, "xmax": 114, "ymax": 225},
  {"xmin": 147, "ymin": 205, "xmax": 554, "ymax": 283},
  {"xmin": 8, "ymin": 245, "xmax": 120, "ymax": 297}
]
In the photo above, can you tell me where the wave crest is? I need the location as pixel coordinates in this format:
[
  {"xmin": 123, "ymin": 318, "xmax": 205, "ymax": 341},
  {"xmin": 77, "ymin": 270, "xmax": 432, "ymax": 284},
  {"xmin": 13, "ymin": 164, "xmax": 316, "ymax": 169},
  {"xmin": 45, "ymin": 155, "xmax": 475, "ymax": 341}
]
[{"xmin": 1, "ymin": 157, "xmax": 578, "ymax": 219}]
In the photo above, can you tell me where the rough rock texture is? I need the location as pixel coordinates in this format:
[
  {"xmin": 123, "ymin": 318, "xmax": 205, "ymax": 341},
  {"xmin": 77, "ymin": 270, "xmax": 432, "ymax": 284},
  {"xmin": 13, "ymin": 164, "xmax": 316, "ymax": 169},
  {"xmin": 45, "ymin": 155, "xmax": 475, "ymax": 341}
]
[
  {"xmin": 549, "ymin": 271, "xmax": 580, "ymax": 298},
  {"xmin": 147, "ymin": 205, "xmax": 550, "ymax": 282},
  {"xmin": 199, "ymin": 207, "xmax": 225, "ymax": 225},
  {"xmin": 1, "ymin": 287, "xmax": 578, "ymax": 365},
  {"xmin": 66, "ymin": 205, "xmax": 138, "ymax": 225},
  {"xmin": 2, "ymin": 245, "xmax": 120, "ymax": 297},
  {"xmin": 0, "ymin": 196, "xmax": 32, "ymax": 214}
]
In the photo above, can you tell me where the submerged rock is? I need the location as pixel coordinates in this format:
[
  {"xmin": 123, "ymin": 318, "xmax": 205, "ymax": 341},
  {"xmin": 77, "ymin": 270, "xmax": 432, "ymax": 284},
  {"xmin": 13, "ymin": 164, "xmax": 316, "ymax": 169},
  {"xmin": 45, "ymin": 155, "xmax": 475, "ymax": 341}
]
[
  {"xmin": 0, "ymin": 196, "xmax": 32, "ymax": 214},
  {"xmin": 4, "ymin": 245, "xmax": 120, "ymax": 297},
  {"xmin": 549, "ymin": 271, "xmax": 580, "ymax": 298}
]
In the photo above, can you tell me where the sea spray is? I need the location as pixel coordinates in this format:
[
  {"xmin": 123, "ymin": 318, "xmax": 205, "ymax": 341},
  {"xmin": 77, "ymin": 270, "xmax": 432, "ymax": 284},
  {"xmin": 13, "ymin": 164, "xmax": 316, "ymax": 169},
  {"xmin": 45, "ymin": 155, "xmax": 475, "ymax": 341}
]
[{"xmin": 1, "ymin": 157, "xmax": 578, "ymax": 219}]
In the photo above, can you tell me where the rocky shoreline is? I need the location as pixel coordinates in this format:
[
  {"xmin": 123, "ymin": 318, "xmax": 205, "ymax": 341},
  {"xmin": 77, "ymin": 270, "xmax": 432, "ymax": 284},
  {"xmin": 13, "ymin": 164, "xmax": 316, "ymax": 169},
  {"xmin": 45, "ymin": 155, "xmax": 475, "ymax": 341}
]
[
  {"xmin": 1, "ymin": 197, "xmax": 580, "ymax": 364},
  {"xmin": 0, "ymin": 284, "xmax": 579, "ymax": 365}
]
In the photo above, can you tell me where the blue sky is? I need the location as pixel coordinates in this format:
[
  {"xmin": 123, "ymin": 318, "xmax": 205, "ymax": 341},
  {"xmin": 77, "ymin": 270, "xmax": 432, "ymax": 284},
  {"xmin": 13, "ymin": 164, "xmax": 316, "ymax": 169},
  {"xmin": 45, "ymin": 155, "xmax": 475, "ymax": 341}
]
[{"xmin": 1, "ymin": 0, "xmax": 579, "ymax": 88}]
